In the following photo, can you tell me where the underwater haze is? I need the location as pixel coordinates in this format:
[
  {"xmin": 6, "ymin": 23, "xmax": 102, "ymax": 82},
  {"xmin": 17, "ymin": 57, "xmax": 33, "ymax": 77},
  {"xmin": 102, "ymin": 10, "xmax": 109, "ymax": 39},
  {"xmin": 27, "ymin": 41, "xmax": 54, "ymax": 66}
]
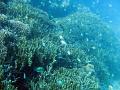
[{"xmin": 0, "ymin": 0, "xmax": 120, "ymax": 90}]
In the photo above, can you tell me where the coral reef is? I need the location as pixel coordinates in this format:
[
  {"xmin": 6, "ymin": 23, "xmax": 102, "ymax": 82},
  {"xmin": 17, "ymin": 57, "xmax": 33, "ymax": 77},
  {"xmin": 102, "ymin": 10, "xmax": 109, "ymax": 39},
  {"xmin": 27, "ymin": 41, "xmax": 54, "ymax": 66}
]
[
  {"xmin": 55, "ymin": 10, "xmax": 120, "ymax": 87},
  {"xmin": 0, "ymin": 0, "xmax": 119, "ymax": 90},
  {"xmin": 30, "ymin": 68, "xmax": 100, "ymax": 90}
]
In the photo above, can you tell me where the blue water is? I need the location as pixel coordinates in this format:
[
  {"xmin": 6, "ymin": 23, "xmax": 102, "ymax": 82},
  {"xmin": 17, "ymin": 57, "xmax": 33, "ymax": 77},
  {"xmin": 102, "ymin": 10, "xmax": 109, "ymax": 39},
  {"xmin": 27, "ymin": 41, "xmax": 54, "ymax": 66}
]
[
  {"xmin": 31, "ymin": 0, "xmax": 120, "ymax": 31},
  {"xmin": 78, "ymin": 0, "xmax": 120, "ymax": 34}
]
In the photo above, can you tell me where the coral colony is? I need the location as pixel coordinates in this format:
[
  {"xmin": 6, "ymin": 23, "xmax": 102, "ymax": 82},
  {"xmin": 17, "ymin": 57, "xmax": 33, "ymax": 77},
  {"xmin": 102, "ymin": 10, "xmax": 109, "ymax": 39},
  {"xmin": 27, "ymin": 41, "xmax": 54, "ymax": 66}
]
[{"xmin": 0, "ymin": 0, "xmax": 119, "ymax": 90}]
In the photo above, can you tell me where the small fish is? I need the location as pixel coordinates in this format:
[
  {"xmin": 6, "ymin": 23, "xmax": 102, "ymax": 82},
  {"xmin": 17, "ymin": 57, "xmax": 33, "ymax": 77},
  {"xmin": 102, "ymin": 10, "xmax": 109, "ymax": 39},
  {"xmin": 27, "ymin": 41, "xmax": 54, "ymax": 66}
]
[
  {"xmin": 108, "ymin": 85, "xmax": 113, "ymax": 90},
  {"xmin": 34, "ymin": 67, "xmax": 44, "ymax": 73},
  {"xmin": 23, "ymin": 73, "xmax": 26, "ymax": 79}
]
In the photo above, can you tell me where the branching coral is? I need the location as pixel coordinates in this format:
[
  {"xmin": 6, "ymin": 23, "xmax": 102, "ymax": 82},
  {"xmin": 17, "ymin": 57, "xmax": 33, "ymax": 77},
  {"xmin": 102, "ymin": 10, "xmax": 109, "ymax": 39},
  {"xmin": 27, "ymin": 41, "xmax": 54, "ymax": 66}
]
[
  {"xmin": 30, "ymin": 68, "xmax": 100, "ymax": 90},
  {"xmin": 0, "ymin": 2, "xmax": 8, "ymax": 14},
  {"xmin": 50, "ymin": 68, "xmax": 99, "ymax": 90},
  {"xmin": 8, "ymin": 20, "xmax": 30, "ymax": 37},
  {"xmin": 0, "ymin": 65, "xmax": 4, "ymax": 90},
  {"xmin": 0, "ymin": 29, "xmax": 7, "ymax": 64},
  {"xmin": 0, "ymin": 0, "xmax": 119, "ymax": 90},
  {"xmin": 55, "ymin": 11, "xmax": 111, "ymax": 45},
  {"xmin": 7, "ymin": 1, "xmax": 55, "ymax": 38},
  {"xmin": 54, "ymin": 9, "xmax": 119, "ymax": 88}
]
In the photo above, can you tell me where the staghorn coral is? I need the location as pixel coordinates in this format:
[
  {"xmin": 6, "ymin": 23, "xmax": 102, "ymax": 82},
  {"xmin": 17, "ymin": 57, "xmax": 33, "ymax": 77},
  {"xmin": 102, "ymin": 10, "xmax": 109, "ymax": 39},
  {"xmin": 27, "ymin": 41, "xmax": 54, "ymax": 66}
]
[
  {"xmin": 31, "ymin": 37, "xmax": 58, "ymax": 68},
  {"xmin": 8, "ymin": 20, "xmax": 30, "ymax": 37},
  {"xmin": 0, "ymin": 65, "xmax": 3, "ymax": 90},
  {"xmin": 0, "ymin": 14, "xmax": 8, "ymax": 29},
  {"xmin": 0, "ymin": 0, "xmax": 119, "ymax": 90},
  {"xmin": 15, "ymin": 35, "xmax": 58, "ymax": 69},
  {"xmin": 30, "ymin": 67, "xmax": 100, "ymax": 90},
  {"xmin": 0, "ymin": 2, "xmax": 8, "ymax": 14},
  {"xmin": 55, "ymin": 11, "xmax": 110, "ymax": 45},
  {"xmin": 54, "ymin": 10, "xmax": 120, "ymax": 87},
  {"xmin": 0, "ymin": 14, "xmax": 7, "ymax": 22},
  {"xmin": 53, "ymin": 43, "xmax": 91, "ymax": 69},
  {"xmin": 2, "ymin": 83, "xmax": 16, "ymax": 90},
  {"xmin": 7, "ymin": 1, "xmax": 55, "ymax": 39},
  {"xmin": 0, "ymin": 29, "xmax": 7, "ymax": 64},
  {"xmin": 49, "ymin": 68, "xmax": 99, "ymax": 90},
  {"xmin": 0, "ymin": 0, "xmax": 57, "ymax": 77}
]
